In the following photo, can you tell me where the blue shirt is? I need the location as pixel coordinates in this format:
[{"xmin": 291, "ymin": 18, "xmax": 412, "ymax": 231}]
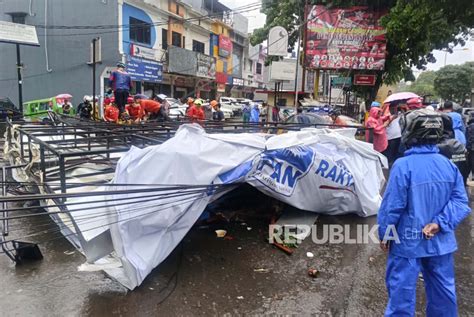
[
  {"xmin": 378, "ymin": 145, "xmax": 470, "ymax": 258},
  {"xmin": 250, "ymin": 107, "xmax": 260, "ymax": 122},
  {"xmin": 109, "ymin": 70, "xmax": 132, "ymax": 91},
  {"xmin": 447, "ymin": 112, "xmax": 466, "ymax": 145}
]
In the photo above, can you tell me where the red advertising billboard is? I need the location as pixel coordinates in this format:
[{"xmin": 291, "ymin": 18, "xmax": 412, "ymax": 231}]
[
  {"xmin": 218, "ymin": 34, "xmax": 233, "ymax": 57},
  {"xmin": 305, "ymin": 6, "xmax": 387, "ymax": 71},
  {"xmin": 215, "ymin": 72, "xmax": 228, "ymax": 84}
]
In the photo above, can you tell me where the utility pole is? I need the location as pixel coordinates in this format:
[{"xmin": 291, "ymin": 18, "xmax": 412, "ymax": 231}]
[
  {"xmin": 92, "ymin": 38, "xmax": 97, "ymax": 120},
  {"xmin": 16, "ymin": 44, "xmax": 23, "ymax": 113},
  {"xmin": 294, "ymin": 21, "xmax": 302, "ymax": 107}
]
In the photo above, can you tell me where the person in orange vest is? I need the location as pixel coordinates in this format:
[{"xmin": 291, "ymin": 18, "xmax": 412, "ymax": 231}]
[
  {"xmin": 186, "ymin": 98, "xmax": 205, "ymax": 121},
  {"xmin": 126, "ymin": 97, "xmax": 145, "ymax": 123},
  {"xmin": 138, "ymin": 97, "xmax": 170, "ymax": 121},
  {"xmin": 104, "ymin": 102, "xmax": 119, "ymax": 123}
]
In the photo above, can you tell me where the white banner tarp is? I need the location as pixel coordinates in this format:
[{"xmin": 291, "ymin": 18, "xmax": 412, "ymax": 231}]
[{"xmin": 81, "ymin": 124, "xmax": 385, "ymax": 289}]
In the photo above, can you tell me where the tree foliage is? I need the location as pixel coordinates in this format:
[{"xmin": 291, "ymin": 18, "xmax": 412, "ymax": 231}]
[
  {"xmin": 251, "ymin": 0, "xmax": 474, "ymax": 90},
  {"xmin": 433, "ymin": 63, "xmax": 473, "ymax": 101},
  {"xmin": 406, "ymin": 71, "xmax": 437, "ymax": 98}
]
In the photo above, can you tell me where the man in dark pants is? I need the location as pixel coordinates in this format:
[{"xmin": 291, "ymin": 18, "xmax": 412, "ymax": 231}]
[
  {"xmin": 109, "ymin": 62, "xmax": 133, "ymax": 119},
  {"xmin": 379, "ymin": 109, "xmax": 470, "ymax": 316},
  {"xmin": 466, "ymin": 112, "xmax": 474, "ymax": 181}
]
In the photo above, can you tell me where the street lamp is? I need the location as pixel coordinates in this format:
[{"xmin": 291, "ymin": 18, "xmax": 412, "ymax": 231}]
[{"xmin": 442, "ymin": 47, "xmax": 470, "ymax": 66}]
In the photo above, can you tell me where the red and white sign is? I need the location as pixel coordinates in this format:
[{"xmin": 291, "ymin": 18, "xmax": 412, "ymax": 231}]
[
  {"xmin": 216, "ymin": 72, "xmax": 228, "ymax": 84},
  {"xmin": 218, "ymin": 34, "xmax": 233, "ymax": 57},
  {"xmin": 354, "ymin": 74, "xmax": 376, "ymax": 86}
]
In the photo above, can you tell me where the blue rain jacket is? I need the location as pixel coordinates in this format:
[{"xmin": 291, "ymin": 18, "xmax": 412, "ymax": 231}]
[
  {"xmin": 378, "ymin": 145, "xmax": 470, "ymax": 258},
  {"xmin": 447, "ymin": 112, "xmax": 466, "ymax": 145},
  {"xmin": 250, "ymin": 106, "xmax": 260, "ymax": 123}
]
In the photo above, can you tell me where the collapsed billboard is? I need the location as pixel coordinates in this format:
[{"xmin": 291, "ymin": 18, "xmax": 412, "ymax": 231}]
[
  {"xmin": 70, "ymin": 125, "xmax": 386, "ymax": 289},
  {"xmin": 305, "ymin": 5, "xmax": 387, "ymax": 70}
]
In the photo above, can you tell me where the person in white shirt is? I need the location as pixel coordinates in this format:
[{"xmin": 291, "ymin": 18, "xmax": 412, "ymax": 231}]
[{"xmin": 385, "ymin": 109, "xmax": 402, "ymax": 166}]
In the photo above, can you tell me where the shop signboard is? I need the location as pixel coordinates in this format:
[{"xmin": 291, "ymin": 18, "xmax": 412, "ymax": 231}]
[
  {"xmin": 233, "ymin": 78, "xmax": 244, "ymax": 86},
  {"xmin": 354, "ymin": 74, "xmax": 376, "ymax": 86},
  {"xmin": 196, "ymin": 53, "xmax": 216, "ymax": 78},
  {"xmin": 168, "ymin": 46, "xmax": 197, "ymax": 76},
  {"xmin": 130, "ymin": 43, "xmax": 156, "ymax": 60},
  {"xmin": 218, "ymin": 34, "xmax": 233, "ymax": 57},
  {"xmin": 126, "ymin": 55, "xmax": 163, "ymax": 83},
  {"xmin": 270, "ymin": 61, "xmax": 296, "ymax": 81},
  {"xmin": 216, "ymin": 72, "xmax": 228, "ymax": 84},
  {"xmin": 330, "ymin": 76, "xmax": 352, "ymax": 88}
]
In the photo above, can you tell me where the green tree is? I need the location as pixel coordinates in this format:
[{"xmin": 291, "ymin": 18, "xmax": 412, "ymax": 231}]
[
  {"xmin": 407, "ymin": 71, "xmax": 437, "ymax": 97},
  {"xmin": 251, "ymin": 0, "xmax": 474, "ymax": 90},
  {"xmin": 434, "ymin": 63, "xmax": 473, "ymax": 101}
]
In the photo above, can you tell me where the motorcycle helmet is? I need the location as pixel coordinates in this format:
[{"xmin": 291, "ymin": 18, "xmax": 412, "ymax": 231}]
[{"xmin": 400, "ymin": 108, "xmax": 443, "ymax": 146}]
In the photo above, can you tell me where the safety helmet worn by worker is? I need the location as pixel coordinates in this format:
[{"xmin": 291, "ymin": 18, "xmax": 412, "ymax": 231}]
[
  {"xmin": 400, "ymin": 108, "xmax": 444, "ymax": 146},
  {"xmin": 194, "ymin": 99, "xmax": 203, "ymax": 106},
  {"xmin": 187, "ymin": 97, "xmax": 194, "ymax": 105},
  {"xmin": 371, "ymin": 101, "xmax": 381, "ymax": 108},
  {"xmin": 210, "ymin": 100, "xmax": 218, "ymax": 108},
  {"xmin": 117, "ymin": 62, "xmax": 126, "ymax": 68},
  {"xmin": 407, "ymin": 97, "xmax": 423, "ymax": 109}
]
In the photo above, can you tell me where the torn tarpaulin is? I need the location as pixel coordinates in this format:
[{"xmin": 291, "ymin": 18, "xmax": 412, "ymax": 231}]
[{"xmin": 81, "ymin": 124, "xmax": 385, "ymax": 289}]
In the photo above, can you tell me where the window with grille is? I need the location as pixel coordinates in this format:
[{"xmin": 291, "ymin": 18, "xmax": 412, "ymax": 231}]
[
  {"xmin": 129, "ymin": 17, "xmax": 151, "ymax": 45},
  {"xmin": 192, "ymin": 40, "xmax": 205, "ymax": 53},
  {"xmin": 172, "ymin": 31, "xmax": 182, "ymax": 47}
]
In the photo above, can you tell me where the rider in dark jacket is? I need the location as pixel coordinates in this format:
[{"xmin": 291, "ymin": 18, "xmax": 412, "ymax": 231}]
[
  {"xmin": 437, "ymin": 113, "xmax": 469, "ymax": 184},
  {"xmin": 465, "ymin": 113, "xmax": 474, "ymax": 181}
]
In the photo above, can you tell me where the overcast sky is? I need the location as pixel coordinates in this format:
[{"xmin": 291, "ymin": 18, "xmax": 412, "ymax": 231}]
[
  {"xmin": 219, "ymin": 0, "xmax": 266, "ymax": 32},
  {"xmin": 421, "ymin": 40, "xmax": 474, "ymax": 72}
]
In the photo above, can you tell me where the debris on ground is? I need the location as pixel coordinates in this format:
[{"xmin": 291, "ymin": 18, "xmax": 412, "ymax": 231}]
[
  {"xmin": 215, "ymin": 229, "xmax": 227, "ymax": 238},
  {"xmin": 308, "ymin": 268, "xmax": 319, "ymax": 278},
  {"xmin": 253, "ymin": 268, "xmax": 270, "ymax": 273},
  {"xmin": 306, "ymin": 252, "xmax": 314, "ymax": 258}
]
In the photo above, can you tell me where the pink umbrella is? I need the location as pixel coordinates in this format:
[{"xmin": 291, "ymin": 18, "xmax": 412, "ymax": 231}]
[
  {"xmin": 384, "ymin": 92, "xmax": 420, "ymax": 104},
  {"xmin": 56, "ymin": 93, "xmax": 73, "ymax": 99}
]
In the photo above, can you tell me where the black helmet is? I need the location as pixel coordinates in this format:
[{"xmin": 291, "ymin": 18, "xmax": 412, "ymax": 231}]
[
  {"xmin": 117, "ymin": 61, "xmax": 126, "ymax": 68},
  {"xmin": 400, "ymin": 109, "xmax": 443, "ymax": 146}
]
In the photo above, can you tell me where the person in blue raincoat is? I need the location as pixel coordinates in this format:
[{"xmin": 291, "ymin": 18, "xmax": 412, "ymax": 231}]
[
  {"xmin": 443, "ymin": 101, "xmax": 466, "ymax": 145},
  {"xmin": 249, "ymin": 103, "xmax": 260, "ymax": 123},
  {"xmin": 378, "ymin": 109, "xmax": 471, "ymax": 317}
]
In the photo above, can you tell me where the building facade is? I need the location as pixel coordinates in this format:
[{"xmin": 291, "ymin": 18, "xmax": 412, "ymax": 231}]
[{"xmin": 0, "ymin": 0, "xmax": 263, "ymax": 109}]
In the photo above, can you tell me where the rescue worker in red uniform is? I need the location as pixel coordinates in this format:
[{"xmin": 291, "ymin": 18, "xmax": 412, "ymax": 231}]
[
  {"xmin": 186, "ymin": 98, "xmax": 205, "ymax": 121},
  {"xmin": 134, "ymin": 97, "xmax": 170, "ymax": 121},
  {"xmin": 104, "ymin": 103, "xmax": 119, "ymax": 123},
  {"xmin": 126, "ymin": 98, "xmax": 144, "ymax": 123}
]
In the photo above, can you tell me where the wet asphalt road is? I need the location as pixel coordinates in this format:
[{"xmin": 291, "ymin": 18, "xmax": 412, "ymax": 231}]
[{"xmin": 0, "ymin": 186, "xmax": 473, "ymax": 316}]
